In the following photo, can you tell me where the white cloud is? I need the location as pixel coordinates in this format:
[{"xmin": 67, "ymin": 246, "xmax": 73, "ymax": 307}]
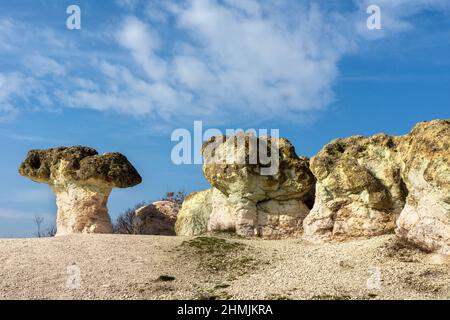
[
  {"xmin": 116, "ymin": 16, "xmax": 168, "ymax": 81},
  {"xmin": 144, "ymin": 1, "xmax": 171, "ymax": 23},
  {"xmin": 115, "ymin": 0, "xmax": 139, "ymax": 11},
  {"xmin": 175, "ymin": 1, "xmax": 347, "ymax": 114},
  {"xmin": 1, "ymin": 0, "xmax": 450, "ymax": 124},
  {"xmin": 0, "ymin": 72, "xmax": 38, "ymax": 122},
  {"xmin": 0, "ymin": 208, "xmax": 52, "ymax": 221},
  {"xmin": 111, "ymin": 0, "xmax": 353, "ymax": 122},
  {"xmin": 23, "ymin": 55, "xmax": 66, "ymax": 77}
]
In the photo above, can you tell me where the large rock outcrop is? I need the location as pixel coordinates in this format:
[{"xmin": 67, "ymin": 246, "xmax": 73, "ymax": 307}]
[
  {"xmin": 303, "ymin": 134, "xmax": 407, "ymax": 242},
  {"xmin": 173, "ymin": 120, "xmax": 448, "ymax": 253},
  {"xmin": 202, "ymin": 133, "xmax": 315, "ymax": 238},
  {"xmin": 303, "ymin": 119, "xmax": 450, "ymax": 255},
  {"xmin": 396, "ymin": 120, "xmax": 450, "ymax": 255},
  {"xmin": 19, "ymin": 146, "xmax": 141, "ymax": 235},
  {"xmin": 134, "ymin": 201, "xmax": 179, "ymax": 236}
]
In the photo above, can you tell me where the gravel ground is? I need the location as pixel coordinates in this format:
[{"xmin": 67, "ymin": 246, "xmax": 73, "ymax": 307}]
[{"xmin": 0, "ymin": 234, "xmax": 448, "ymax": 300}]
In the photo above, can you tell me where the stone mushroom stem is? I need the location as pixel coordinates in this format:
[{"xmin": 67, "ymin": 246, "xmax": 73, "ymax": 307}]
[
  {"xmin": 235, "ymin": 205, "xmax": 258, "ymax": 237},
  {"xmin": 52, "ymin": 183, "xmax": 113, "ymax": 235},
  {"xmin": 396, "ymin": 193, "xmax": 450, "ymax": 255}
]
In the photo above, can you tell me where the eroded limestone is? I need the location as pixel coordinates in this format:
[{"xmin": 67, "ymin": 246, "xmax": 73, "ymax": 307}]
[{"xmin": 19, "ymin": 146, "xmax": 141, "ymax": 235}]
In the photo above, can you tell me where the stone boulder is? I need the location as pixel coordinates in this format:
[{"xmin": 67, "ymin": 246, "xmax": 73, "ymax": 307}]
[
  {"xmin": 303, "ymin": 119, "xmax": 450, "ymax": 254},
  {"xmin": 303, "ymin": 134, "xmax": 407, "ymax": 242},
  {"xmin": 396, "ymin": 120, "xmax": 450, "ymax": 255},
  {"xmin": 134, "ymin": 201, "xmax": 180, "ymax": 236},
  {"xmin": 202, "ymin": 133, "xmax": 315, "ymax": 238},
  {"xmin": 175, "ymin": 189, "xmax": 212, "ymax": 236},
  {"xmin": 19, "ymin": 146, "xmax": 141, "ymax": 235}
]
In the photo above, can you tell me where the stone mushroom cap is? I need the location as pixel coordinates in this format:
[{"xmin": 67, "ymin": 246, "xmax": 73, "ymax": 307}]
[
  {"xmin": 310, "ymin": 133, "xmax": 406, "ymax": 206},
  {"xmin": 202, "ymin": 133, "xmax": 315, "ymax": 202},
  {"xmin": 19, "ymin": 146, "xmax": 142, "ymax": 189}
]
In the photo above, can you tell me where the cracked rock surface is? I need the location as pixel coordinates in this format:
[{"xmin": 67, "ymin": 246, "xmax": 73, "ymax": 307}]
[
  {"xmin": 396, "ymin": 120, "xmax": 450, "ymax": 255},
  {"xmin": 304, "ymin": 134, "xmax": 407, "ymax": 242},
  {"xmin": 201, "ymin": 133, "xmax": 315, "ymax": 238},
  {"xmin": 304, "ymin": 119, "xmax": 449, "ymax": 255}
]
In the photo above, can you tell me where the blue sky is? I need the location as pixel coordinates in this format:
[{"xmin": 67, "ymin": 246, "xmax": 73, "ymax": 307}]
[{"xmin": 0, "ymin": 0, "xmax": 449, "ymax": 237}]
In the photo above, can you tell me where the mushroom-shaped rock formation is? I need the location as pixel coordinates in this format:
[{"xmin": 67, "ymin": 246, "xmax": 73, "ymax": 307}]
[
  {"xmin": 396, "ymin": 120, "xmax": 450, "ymax": 255},
  {"xmin": 19, "ymin": 146, "xmax": 142, "ymax": 235},
  {"xmin": 202, "ymin": 133, "xmax": 316, "ymax": 238},
  {"xmin": 303, "ymin": 134, "xmax": 407, "ymax": 243},
  {"xmin": 134, "ymin": 201, "xmax": 179, "ymax": 236},
  {"xmin": 175, "ymin": 189, "xmax": 212, "ymax": 236}
]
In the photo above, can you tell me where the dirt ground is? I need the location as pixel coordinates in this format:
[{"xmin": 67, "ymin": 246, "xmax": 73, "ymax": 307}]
[{"xmin": 0, "ymin": 234, "xmax": 448, "ymax": 300}]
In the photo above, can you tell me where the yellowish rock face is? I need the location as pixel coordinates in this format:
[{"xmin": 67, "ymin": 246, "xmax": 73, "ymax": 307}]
[
  {"xmin": 304, "ymin": 134, "xmax": 406, "ymax": 242},
  {"xmin": 202, "ymin": 134, "xmax": 315, "ymax": 201},
  {"xmin": 396, "ymin": 120, "xmax": 450, "ymax": 255},
  {"xmin": 201, "ymin": 133, "xmax": 316, "ymax": 238},
  {"xmin": 175, "ymin": 189, "xmax": 213, "ymax": 236},
  {"xmin": 304, "ymin": 119, "xmax": 449, "ymax": 255},
  {"xmin": 180, "ymin": 121, "xmax": 449, "ymax": 248}
]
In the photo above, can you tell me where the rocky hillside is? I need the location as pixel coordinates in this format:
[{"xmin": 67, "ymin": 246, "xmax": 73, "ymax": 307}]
[
  {"xmin": 5, "ymin": 119, "xmax": 449, "ymax": 300},
  {"xmin": 0, "ymin": 234, "xmax": 448, "ymax": 300}
]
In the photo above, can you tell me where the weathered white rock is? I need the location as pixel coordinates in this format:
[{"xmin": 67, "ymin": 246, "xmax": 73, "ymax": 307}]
[
  {"xmin": 256, "ymin": 198, "xmax": 310, "ymax": 238},
  {"xmin": 395, "ymin": 120, "xmax": 450, "ymax": 255},
  {"xmin": 176, "ymin": 119, "xmax": 449, "ymax": 252},
  {"xmin": 19, "ymin": 146, "xmax": 142, "ymax": 235},
  {"xmin": 208, "ymin": 188, "xmax": 236, "ymax": 233},
  {"xmin": 53, "ymin": 183, "xmax": 113, "ymax": 235},
  {"xmin": 134, "ymin": 201, "xmax": 179, "ymax": 236},
  {"xmin": 202, "ymin": 133, "xmax": 316, "ymax": 238},
  {"xmin": 208, "ymin": 188, "xmax": 310, "ymax": 239}
]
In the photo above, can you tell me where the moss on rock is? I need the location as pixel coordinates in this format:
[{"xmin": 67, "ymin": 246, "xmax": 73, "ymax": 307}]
[{"xmin": 19, "ymin": 146, "xmax": 142, "ymax": 188}]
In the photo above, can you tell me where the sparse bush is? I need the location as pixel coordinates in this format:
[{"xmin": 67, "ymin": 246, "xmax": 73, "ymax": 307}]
[
  {"xmin": 160, "ymin": 190, "xmax": 187, "ymax": 206},
  {"xmin": 112, "ymin": 202, "xmax": 146, "ymax": 234},
  {"xmin": 45, "ymin": 225, "xmax": 57, "ymax": 237},
  {"xmin": 34, "ymin": 215, "xmax": 44, "ymax": 238},
  {"xmin": 33, "ymin": 215, "xmax": 57, "ymax": 237},
  {"xmin": 179, "ymin": 237, "xmax": 258, "ymax": 275},
  {"xmin": 113, "ymin": 190, "xmax": 187, "ymax": 235}
]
